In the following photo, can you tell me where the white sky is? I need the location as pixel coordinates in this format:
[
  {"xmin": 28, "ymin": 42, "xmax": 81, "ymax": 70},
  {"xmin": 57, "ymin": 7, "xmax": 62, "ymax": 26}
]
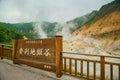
[{"xmin": 0, "ymin": 0, "xmax": 114, "ymax": 23}]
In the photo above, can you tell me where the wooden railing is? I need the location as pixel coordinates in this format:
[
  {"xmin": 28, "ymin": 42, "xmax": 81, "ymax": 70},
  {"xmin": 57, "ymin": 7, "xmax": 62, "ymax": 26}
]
[
  {"xmin": 62, "ymin": 52, "xmax": 120, "ymax": 80},
  {"xmin": 0, "ymin": 44, "xmax": 13, "ymax": 60},
  {"xmin": 3, "ymin": 48, "xmax": 13, "ymax": 60},
  {"xmin": 0, "ymin": 43, "xmax": 120, "ymax": 79}
]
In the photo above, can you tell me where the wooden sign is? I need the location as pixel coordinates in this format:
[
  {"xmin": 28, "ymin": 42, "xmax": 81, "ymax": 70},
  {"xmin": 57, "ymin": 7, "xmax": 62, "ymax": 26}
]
[{"xmin": 13, "ymin": 36, "xmax": 62, "ymax": 77}]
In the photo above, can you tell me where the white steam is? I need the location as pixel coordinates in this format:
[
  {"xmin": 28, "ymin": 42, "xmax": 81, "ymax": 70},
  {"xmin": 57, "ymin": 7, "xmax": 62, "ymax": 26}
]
[
  {"xmin": 33, "ymin": 23, "xmax": 47, "ymax": 38},
  {"xmin": 54, "ymin": 22, "xmax": 78, "ymax": 41}
]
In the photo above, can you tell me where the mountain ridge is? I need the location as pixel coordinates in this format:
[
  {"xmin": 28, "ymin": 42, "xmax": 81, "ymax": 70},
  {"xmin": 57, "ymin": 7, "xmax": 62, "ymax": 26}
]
[{"xmin": 72, "ymin": 0, "xmax": 120, "ymax": 55}]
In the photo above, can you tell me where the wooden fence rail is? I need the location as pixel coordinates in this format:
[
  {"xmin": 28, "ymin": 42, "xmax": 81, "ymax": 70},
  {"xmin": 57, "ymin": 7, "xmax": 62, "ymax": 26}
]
[
  {"xmin": 62, "ymin": 52, "xmax": 120, "ymax": 80},
  {"xmin": 3, "ymin": 48, "xmax": 13, "ymax": 60},
  {"xmin": 0, "ymin": 44, "xmax": 13, "ymax": 60}
]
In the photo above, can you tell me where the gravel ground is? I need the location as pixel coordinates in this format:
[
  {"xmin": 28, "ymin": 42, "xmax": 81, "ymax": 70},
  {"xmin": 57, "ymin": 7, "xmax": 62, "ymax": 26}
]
[{"xmin": 0, "ymin": 59, "xmax": 82, "ymax": 80}]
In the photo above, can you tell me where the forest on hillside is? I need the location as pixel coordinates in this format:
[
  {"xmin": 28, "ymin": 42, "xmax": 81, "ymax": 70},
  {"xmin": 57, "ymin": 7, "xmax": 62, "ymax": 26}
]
[{"xmin": 0, "ymin": 25, "xmax": 23, "ymax": 44}]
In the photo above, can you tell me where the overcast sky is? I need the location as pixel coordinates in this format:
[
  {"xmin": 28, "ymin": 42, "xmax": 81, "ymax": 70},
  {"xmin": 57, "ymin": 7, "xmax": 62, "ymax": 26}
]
[{"xmin": 0, "ymin": 0, "xmax": 114, "ymax": 23}]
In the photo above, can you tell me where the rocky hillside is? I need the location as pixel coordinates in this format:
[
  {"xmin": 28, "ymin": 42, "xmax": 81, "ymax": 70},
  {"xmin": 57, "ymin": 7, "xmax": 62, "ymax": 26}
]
[
  {"xmin": 71, "ymin": 0, "xmax": 120, "ymax": 55},
  {"xmin": 67, "ymin": 10, "xmax": 98, "ymax": 31}
]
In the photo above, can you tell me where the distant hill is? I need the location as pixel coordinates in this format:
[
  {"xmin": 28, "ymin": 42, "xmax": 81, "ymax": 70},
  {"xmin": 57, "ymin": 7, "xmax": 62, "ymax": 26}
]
[
  {"xmin": 0, "ymin": 21, "xmax": 58, "ymax": 39},
  {"xmin": 0, "ymin": 22, "xmax": 38, "ymax": 39}
]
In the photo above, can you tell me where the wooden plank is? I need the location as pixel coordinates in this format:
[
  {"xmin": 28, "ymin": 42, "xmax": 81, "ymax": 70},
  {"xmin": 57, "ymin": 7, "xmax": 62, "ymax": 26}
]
[
  {"xmin": 62, "ymin": 57, "xmax": 100, "ymax": 63},
  {"xmin": 100, "ymin": 56, "xmax": 105, "ymax": 80},
  {"xmin": 105, "ymin": 62, "xmax": 120, "ymax": 66},
  {"xmin": 94, "ymin": 62, "xmax": 96, "ymax": 80},
  {"xmin": 87, "ymin": 61, "xmax": 89, "ymax": 79},
  {"xmin": 81, "ymin": 60, "xmax": 83, "ymax": 77},
  {"xmin": 69, "ymin": 58, "xmax": 72, "ymax": 74},
  {"xmin": 110, "ymin": 64, "xmax": 113, "ymax": 80},
  {"xmin": 62, "ymin": 52, "xmax": 120, "ymax": 58},
  {"xmin": 75, "ymin": 59, "xmax": 77, "ymax": 76},
  {"xmin": 118, "ymin": 66, "xmax": 120, "ymax": 80}
]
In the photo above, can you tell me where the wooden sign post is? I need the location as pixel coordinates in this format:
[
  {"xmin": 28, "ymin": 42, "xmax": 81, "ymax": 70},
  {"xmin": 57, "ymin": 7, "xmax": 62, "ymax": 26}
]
[
  {"xmin": 55, "ymin": 36, "xmax": 63, "ymax": 77},
  {"xmin": 13, "ymin": 39, "xmax": 18, "ymax": 62}
]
